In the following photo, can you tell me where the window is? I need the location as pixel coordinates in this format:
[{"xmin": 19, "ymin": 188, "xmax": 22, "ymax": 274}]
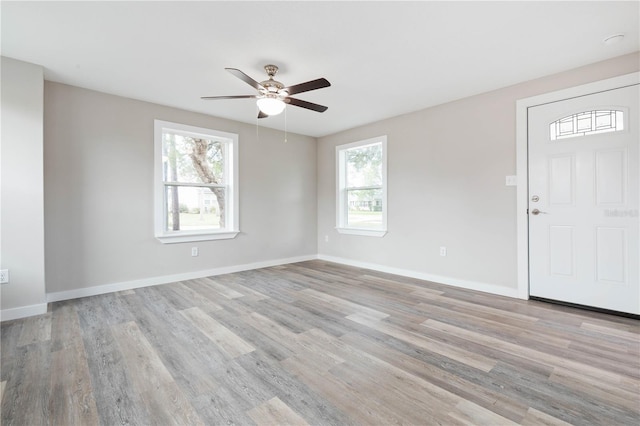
[
  {"xmin": 549, "ymin": 110, "xmax": 624, "ymax": 141},
  {"xmin": 154, "ymin": 120, "xmax": 239, "ymax": 243},
  {"xmin": 336, "ymin": 136, "xmax": 387, "ymax": 237}
]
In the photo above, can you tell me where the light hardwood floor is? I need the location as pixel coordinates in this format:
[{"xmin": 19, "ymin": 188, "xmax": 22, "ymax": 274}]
[{"xmin": 1, "ymin": 260, "xmax": 639, "ymax": 425}]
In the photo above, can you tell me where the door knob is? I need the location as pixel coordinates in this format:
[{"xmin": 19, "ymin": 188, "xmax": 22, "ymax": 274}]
[{"xmin": 531, "ymin": 208, "xmax": 547, "ymax": 215}]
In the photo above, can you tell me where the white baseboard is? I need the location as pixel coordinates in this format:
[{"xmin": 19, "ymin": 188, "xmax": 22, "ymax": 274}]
[
  {"xmin": 4, "ymin": 253, "xmax": 521, "ymax": 321},
  {"xmin": 1, "ymin": 303, "xmax": 48, "ymax": 322},
  {"xmin": 46, "ymin": 254, "xmax": 317, "ymax": 303},
  {"xmin": 317, "ymin": 254, "xmax": 522, "ymax": 299}
]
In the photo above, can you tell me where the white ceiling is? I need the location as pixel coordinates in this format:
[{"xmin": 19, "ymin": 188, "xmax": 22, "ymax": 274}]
[{"xmin": 2, "ymin": 1, "xmax": 638, "ymax": 137}]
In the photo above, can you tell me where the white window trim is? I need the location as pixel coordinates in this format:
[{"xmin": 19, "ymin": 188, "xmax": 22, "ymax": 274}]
[
  {"xmin": 154, "ymin": 120, "xmax": 239, "ymax": 244},
  {"xmin": 336, "ymin": 135, "xmax": 388, "ymax": 237}
]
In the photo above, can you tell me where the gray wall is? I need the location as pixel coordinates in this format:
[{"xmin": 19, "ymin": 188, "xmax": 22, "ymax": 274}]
[
  {"xmin": 1, "ymin": 57, "xmax": 47, "ymax": 315},
  {"xmin": 2, "ymin": 52, "xmax": 637, "ymax": 317},
  {"xmin": 317, "ymin": 52, "xmax": 640, "ymax": 291},
  {"xmin": 44, "ymin": 82, "xmax": 317, "ymax": 294}
]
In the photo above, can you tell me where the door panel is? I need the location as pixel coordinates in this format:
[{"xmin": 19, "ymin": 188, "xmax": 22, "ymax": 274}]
[
  {"xmin": 595, "ymin": 149, "xmax": 626, "ymax": 204},
  {"xmin": 595, "ymin": 226, "xmax": 626, "ymax": 283},
  {"xmin": 549, "ymin": 155, "xmax": 574, "ymax": 205},
  {"xmin": 528, "ymin": 85, "xmax": 639, "ymax": 314},
  {"xmin": 549, "ymin": 226, "xmax": 574, "ymax": 277}
]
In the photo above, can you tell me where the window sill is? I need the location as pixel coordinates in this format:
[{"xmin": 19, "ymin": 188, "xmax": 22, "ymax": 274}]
[
  {"xmin": 336, "ymin": 227, "xmax": 387, "ymax": 237},
  {"xmin": 155, "ymin": 230, "xmax": 239, "ymax": 244}
]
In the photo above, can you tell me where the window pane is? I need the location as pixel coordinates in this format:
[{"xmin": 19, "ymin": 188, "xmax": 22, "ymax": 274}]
[
  {"xmin": 576, "ymin": 112, "xmax": 592, "ymax": 131},
  {"xmin": 345, "ymin": 143, "xmax": 382, "ymax": 187},
  {"xmin": 163, "ymin": 133, "xmax": 225, "ymax": 184},
  {"xmin": 347, "ymin": 188, "xmax": 383, "ymax": 229},
  {"xmin": 166, "ymin": 186, "xmax": 223, "ymax": 231},
  {"xmin": 549, "ymin": 110, "xmax": 624, "ymax": 141}
]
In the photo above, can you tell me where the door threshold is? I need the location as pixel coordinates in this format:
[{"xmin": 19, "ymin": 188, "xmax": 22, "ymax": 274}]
[{"xmin": 529, "ymin": 296, "xmax": 639, "ymax": 320}]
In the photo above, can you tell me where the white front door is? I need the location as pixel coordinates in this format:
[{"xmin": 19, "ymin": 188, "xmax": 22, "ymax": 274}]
[{"xmin": 528, "ymin": 84, "xmax": 639, "ymax": 315}]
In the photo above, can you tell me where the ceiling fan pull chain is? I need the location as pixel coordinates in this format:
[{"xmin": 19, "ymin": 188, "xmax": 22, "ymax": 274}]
[{"xmin": 284, "ymin": 107, "xmax": 288, "ymax": 143}]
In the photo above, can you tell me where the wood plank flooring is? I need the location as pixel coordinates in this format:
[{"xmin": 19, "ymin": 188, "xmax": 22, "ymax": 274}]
[{"xmin": 1, "ymin": 260, "xmax": 639, "ymax": 425}]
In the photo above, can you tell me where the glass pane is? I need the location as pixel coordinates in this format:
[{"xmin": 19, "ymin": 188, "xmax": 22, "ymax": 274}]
[
  {"xmin": 595, "ymin": 111, "xmax": 612, "ymax": 129},
  {"xmin": 559, "ymin": 118, "xmax": 574, "ymax": 135},
  {"xmin": 347, "ymin": 188, "xmax": 383, "ymax": 229},
  {"xmin": 345, "ymin": 143, "xmax": 382, "ymax": 188},
  {"xmin": 576, "ymin": 112, "xmax": 591, "ymax": 131},
  {"xmin": 550, "ymin": 110, "xmax": 624, "ymax": 141},
  {"xmin": 163, "ymin": 133, "xmax": 225, "ymax": 184},
  {"xmin": 166, "ymin": 186, "xmax": 223, "ymax": 231}
]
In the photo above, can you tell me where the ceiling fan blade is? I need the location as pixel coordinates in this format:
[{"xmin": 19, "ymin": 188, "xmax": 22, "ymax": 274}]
[
  {"xmin": 284, "ymin": 78, "xmax": 330, "ymax": 96},
  {"xmin": 226, "ymin": 68, "xmax": 265, "ymax": 91},
  {"xmin": 201, "ymin": 95, "xmax": 258, "ymax": 100},
  {"xmin": 257, "ymin": 110, "xmax": 268, "ymax": 119},
  {"xmin": 285, "ymin": 97, "xmax": 328, "ymax": 113}
]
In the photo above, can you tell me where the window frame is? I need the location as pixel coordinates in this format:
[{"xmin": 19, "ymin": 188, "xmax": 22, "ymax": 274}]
[
  {"xmin": 336, "ymin": 135, "xmax": 388, "ymax": 237},
  {"xmin": 154, "ymin": 120, "xmax": 239, "ymax": 244}
]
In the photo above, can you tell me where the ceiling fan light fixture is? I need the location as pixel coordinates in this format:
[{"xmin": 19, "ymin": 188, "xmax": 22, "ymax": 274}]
[{"xmin": 257, "ymin": 97, "xmax": 286, "ymax": 116}]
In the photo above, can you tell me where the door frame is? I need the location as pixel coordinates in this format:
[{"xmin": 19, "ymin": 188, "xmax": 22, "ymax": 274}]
[{"xmin": 515, "ymin": 72, "xmax": 639, "ymax": 299}]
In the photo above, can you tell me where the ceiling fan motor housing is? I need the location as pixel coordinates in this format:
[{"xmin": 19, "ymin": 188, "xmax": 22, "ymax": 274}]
[{"xmin": 260, "ymin": 65, "xmax": 285, "ymax": 95}]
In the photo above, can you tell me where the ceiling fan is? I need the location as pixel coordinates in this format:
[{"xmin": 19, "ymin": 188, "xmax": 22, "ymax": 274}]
[{"xmin": 201, "ymin": 65, "xmax": 330, "ymax": 118}]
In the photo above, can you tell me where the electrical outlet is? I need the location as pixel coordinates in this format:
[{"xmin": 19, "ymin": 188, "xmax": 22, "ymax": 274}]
[
  {"xmin": 0, "ymin": 269, "xmax": 9, "ymax": 284},
  {"xmin": 439, "ymin": 247, "xmax": 447, "ymax": 257},
  {"xmin": 191, "ymin": 247, "xmax": 199, "ymax": 257},
  {"xmin": 324, "ymin": 235, "xmax": 329, "ymax": 242}
]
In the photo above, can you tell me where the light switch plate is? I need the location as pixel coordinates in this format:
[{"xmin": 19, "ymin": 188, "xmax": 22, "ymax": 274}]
[{"xmin": 505, "ymin": 175, "xmax": 517, "ymax": 186}]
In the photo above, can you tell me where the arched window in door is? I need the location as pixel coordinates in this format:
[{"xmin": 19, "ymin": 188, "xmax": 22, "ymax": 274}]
[{"xmin": 549, "ymin": 110, "xmax": 624, "ymax": 140}]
